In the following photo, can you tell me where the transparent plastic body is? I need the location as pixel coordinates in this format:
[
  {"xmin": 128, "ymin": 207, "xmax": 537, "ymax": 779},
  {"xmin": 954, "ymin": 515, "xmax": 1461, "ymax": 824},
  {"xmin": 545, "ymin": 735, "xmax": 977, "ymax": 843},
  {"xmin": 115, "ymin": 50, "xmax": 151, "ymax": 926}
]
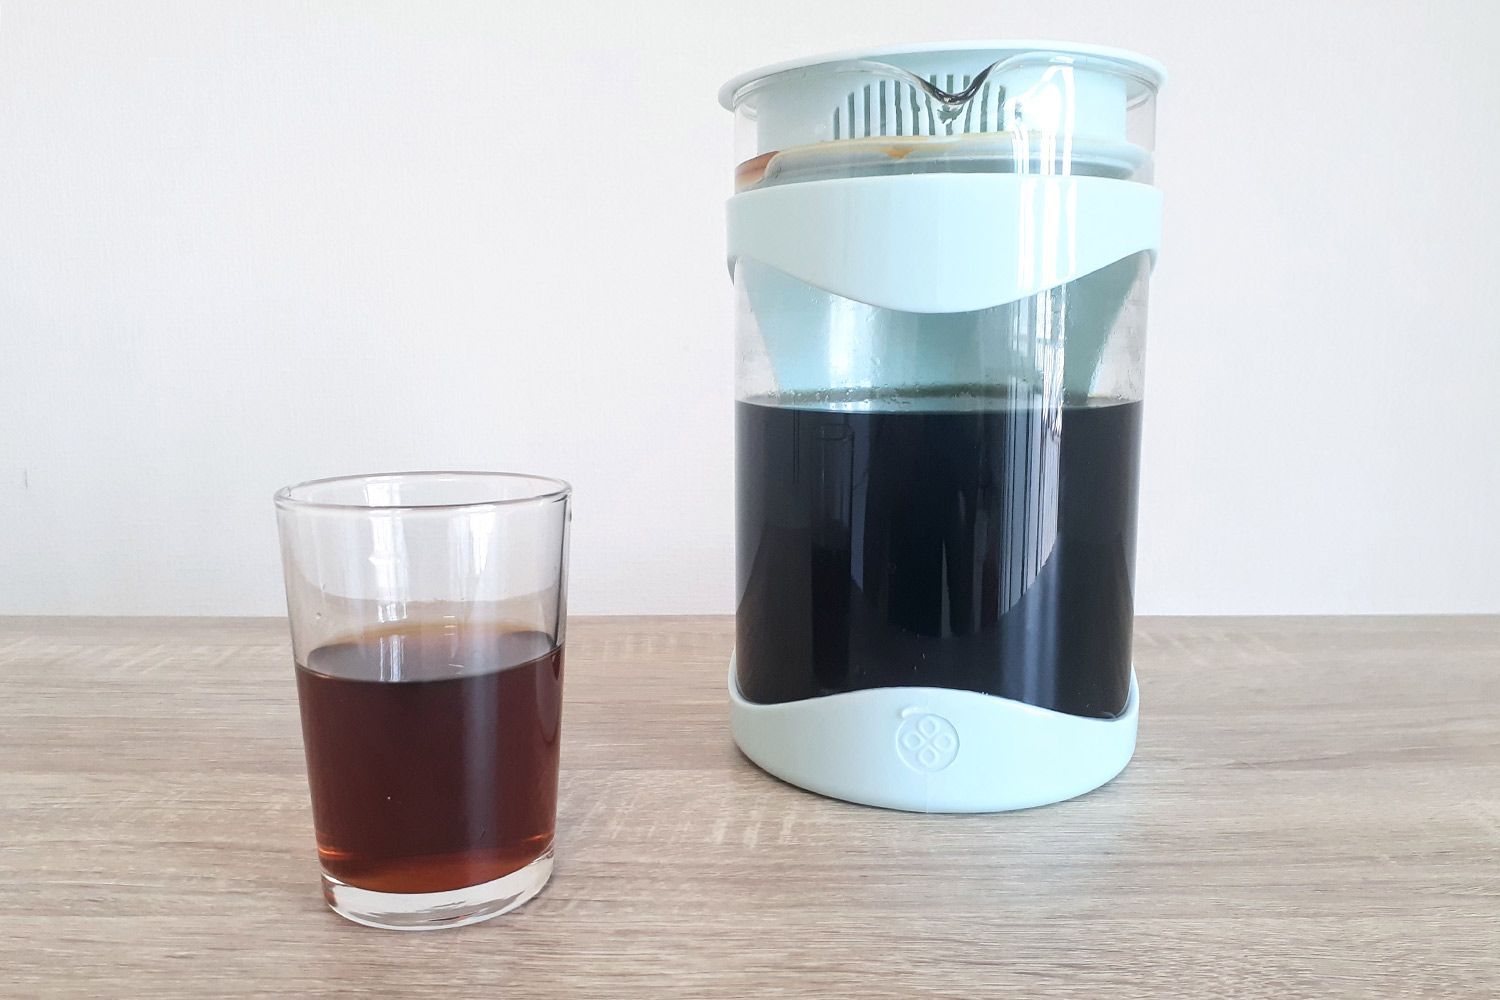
[
  {"xmin": 274, "ymin": 472, "xmax": 570, "ymax": 930},
  {"xmin": 728, "ymin": 47, "xmax": 1160, "ymax": 720}
]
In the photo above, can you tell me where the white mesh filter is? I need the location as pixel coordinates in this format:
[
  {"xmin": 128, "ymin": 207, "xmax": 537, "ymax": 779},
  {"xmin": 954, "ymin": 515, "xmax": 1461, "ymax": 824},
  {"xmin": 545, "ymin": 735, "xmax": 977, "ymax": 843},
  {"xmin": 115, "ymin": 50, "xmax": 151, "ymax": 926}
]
[{"xmin": 830, "ymin": 73, "xmax": 1007, "ymax": 140}]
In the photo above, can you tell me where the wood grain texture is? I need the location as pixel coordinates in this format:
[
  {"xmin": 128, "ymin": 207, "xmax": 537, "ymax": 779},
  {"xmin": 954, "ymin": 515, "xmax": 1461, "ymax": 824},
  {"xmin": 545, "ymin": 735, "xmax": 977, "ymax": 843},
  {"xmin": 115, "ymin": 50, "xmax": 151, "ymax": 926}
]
[{"xmin": 2, "ymin": 615, "xmax": 1497, "ymax": 998}]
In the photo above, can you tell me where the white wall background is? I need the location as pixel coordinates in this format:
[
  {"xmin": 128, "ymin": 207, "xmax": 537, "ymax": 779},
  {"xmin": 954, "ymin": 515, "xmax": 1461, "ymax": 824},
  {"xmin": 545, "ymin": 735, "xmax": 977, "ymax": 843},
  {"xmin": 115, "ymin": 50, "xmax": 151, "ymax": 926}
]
[{"xmin": 2, "ymin": 1, "xmax": 1498, "ymax": 616}]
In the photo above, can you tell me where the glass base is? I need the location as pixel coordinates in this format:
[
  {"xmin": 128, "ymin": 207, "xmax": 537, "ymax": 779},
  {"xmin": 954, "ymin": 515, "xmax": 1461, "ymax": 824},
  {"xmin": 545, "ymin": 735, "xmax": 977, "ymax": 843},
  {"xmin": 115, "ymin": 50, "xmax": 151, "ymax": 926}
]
[{"xmin": 322, "ymin": 845, "xmax": 554, "ymax": 931}]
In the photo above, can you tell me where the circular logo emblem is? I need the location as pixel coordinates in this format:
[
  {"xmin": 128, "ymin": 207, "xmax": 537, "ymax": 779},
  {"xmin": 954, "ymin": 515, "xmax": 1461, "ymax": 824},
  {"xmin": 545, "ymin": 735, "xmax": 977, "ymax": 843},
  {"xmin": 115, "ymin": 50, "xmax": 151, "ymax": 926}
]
[{"xmin": 895, "ymin": 713, "xmax": 960, "ymax": 772}]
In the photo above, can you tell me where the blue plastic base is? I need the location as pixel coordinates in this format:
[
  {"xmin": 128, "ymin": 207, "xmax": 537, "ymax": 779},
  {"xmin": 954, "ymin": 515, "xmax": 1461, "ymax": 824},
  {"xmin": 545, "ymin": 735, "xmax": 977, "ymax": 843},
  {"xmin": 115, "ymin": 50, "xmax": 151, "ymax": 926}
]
[{"xmin": 729, "ymin": 655, "xmax": 1138, "ymax": 813}]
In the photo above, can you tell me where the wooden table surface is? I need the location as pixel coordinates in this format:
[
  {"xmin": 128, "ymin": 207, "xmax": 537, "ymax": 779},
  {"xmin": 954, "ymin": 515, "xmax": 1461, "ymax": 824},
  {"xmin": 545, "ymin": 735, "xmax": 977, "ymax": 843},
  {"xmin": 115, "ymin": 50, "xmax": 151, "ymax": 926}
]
[{"xmin": 3, "ymin": 615, "xmax": 1497, "ymax": 998}]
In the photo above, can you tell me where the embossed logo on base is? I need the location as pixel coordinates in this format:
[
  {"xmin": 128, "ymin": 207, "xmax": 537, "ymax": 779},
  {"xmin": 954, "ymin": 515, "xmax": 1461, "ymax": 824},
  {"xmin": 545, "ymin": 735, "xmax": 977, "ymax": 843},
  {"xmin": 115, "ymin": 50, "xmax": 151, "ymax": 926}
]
[{"xmin": 895, "ymin": 713, "xmax": 959, "ymax": 772}]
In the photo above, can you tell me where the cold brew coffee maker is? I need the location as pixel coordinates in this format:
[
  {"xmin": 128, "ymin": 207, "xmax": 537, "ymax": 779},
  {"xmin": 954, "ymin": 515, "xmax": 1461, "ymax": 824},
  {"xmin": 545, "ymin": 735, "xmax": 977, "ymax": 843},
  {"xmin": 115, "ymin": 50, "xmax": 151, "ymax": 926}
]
[{"xmin": 724, "ymin": 42, "xmax": 1165, "ymax": 811}]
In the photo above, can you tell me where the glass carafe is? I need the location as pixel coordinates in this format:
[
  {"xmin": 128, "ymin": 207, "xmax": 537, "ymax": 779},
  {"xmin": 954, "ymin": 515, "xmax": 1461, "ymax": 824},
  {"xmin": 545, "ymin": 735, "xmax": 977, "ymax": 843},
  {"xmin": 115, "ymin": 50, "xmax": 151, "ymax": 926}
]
[{"xmin": 723, "ymin": 42, "xmax": 1165, "ymax": 812}]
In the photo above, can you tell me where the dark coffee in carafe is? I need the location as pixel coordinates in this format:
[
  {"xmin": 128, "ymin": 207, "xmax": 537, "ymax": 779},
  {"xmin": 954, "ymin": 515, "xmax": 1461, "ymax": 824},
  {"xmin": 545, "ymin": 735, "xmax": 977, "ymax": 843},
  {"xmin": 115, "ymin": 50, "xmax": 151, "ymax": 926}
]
[{"xmin": 736, "ymin": 389, "xmax": 1141, "ymax": 719}]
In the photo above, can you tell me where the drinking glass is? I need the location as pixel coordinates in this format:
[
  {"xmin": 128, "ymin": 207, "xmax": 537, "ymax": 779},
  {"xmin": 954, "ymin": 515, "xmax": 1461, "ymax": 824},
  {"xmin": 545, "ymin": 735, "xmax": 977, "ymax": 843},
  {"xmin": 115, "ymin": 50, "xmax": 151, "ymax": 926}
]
[{"xmin": 274, "ymin": 471, "xmax": 571, "ymax": 930}]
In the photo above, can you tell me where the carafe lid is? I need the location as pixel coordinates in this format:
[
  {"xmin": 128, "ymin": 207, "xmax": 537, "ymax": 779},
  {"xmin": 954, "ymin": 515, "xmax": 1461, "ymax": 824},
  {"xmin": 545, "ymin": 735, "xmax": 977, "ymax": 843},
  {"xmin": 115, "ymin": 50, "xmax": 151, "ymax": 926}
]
[{"xmin": 722, "ymin": 41, "xmax": 1164, "ymax": 157}]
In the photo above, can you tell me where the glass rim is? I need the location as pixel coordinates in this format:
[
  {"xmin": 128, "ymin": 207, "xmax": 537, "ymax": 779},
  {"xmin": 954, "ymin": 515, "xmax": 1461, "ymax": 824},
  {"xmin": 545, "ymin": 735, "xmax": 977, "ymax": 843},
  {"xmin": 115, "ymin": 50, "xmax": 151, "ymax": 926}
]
[
  {"xmin": 719, "ymin": 41, "xmax": 1166, "ymax": 111},
  {"xmin": 274, "ymin": 470, "xmax": 572, "ymax": 513}
]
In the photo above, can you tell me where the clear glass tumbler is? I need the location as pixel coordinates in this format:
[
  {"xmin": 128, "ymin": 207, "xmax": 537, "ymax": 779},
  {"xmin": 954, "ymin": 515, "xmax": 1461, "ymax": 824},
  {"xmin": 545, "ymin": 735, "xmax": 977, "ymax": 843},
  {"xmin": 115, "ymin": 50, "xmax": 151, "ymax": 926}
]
[{"xmin": 274, "ymin": 471, "xmax": 571, "ymax": 930}]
